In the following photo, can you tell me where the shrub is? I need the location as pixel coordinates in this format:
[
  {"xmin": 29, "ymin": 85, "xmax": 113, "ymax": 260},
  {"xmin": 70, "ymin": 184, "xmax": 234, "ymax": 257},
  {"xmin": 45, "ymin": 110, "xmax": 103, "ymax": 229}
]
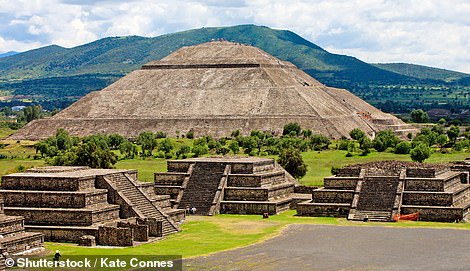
[
  {"xmin": 410, "ymin": 143, "xmax": 431, "ymax": 163},
  {"xmin": 394, "ymin": 141, "xmax": 411, "ymax": 154}
]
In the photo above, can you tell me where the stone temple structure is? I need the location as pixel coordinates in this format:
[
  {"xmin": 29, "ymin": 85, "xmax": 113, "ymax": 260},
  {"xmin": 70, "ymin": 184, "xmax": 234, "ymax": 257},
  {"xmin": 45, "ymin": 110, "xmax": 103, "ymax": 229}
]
[
  {"xmin": 154, "ymin": 157, "xmax": 303, "ymax": 215},
  {"xmin": 10, "ymin": 41, "xmax": 416, "ymax": 140},
  {"xmin": 0, "ymin": 166, "xmax": 184, "ymax": 246},
  {"xmin": 297, "ymin": 161, "xmax": 470, "ymax": 222}
]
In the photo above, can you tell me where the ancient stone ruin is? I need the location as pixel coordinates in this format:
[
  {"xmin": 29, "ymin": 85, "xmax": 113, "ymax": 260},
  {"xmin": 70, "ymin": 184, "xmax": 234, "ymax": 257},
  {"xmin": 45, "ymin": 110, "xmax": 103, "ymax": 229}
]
[
  {"xmin": 10, "ymin": 41, "xmax": 416, "ymax": 140},
  {"xmin": 0, "ymin": 198, "xmax": 43, "ymax": 255},
  {"xmin": 155, "ymin": 157, "xmax": 302, "ymax": 215},
  {"xmin": 297, "ymin": 161, "xmax": 470, "ymax": 222},
  {"xmin": 0, "ymin": 166, "xmax": 184, "ymax": 246}
]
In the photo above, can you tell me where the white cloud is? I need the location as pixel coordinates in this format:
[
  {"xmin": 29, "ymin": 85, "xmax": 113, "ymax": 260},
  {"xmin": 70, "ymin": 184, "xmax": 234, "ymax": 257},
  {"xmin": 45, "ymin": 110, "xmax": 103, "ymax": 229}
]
[{"xmin": 0, "ymin": 0, "xmax": 469, "ymax": 73}]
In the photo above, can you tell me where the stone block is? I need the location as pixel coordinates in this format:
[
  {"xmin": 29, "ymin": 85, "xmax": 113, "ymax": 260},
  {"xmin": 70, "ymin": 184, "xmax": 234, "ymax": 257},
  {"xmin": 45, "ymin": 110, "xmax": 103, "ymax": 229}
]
[{"xmin": 78, "ymin": 235, "xmax": 96, "ymax": 246}]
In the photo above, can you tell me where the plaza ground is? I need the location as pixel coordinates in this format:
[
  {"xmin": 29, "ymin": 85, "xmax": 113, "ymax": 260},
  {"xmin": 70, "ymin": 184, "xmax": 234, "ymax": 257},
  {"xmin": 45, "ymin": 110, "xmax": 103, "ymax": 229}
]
[{"xmin": 185, "ymin": 223, "xmax": 470, "ymax": 271}]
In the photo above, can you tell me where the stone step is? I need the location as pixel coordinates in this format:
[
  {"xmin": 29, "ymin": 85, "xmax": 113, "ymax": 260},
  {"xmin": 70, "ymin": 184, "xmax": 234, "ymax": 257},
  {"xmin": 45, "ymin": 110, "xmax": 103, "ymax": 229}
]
[
  {"xmin": 348, "ymin": 210, "xmax": 392, "ymax": 222},
  {"xmin": 0, "ymin": 231, "xmax": 44, "ymax": 255}
]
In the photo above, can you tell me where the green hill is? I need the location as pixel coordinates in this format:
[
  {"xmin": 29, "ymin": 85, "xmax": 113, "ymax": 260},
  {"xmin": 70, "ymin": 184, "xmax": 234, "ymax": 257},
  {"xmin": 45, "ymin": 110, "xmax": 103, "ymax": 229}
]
[
  {"xmin": 373, "ymin": 63, "xmax": 468, "ymax": 82},
  {"xmin": 0, "ymin": 25, "xmax": 468, "ymax": 115}
]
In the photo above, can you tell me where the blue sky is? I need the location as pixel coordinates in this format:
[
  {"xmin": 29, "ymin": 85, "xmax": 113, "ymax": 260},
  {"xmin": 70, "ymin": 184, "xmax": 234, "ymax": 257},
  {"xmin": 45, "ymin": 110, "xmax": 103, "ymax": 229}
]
[{"xmin": 1, "ymin": 0, "xmax": 469, "ymax": 73}]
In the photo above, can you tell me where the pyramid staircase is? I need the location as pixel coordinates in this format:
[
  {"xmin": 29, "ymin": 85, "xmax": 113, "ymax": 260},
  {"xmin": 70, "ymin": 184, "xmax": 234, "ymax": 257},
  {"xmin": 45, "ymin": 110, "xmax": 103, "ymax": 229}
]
[
  {"xmin": 101, "ymin": 173, "xmax": 179, "ymax": 236},
  {"xmin": 348, "ymin": 173, "xmax": 404, "ymax": 222},
  {"xmin": 179, "ymin": 162, "xmax": 228, "ymax": 215}
]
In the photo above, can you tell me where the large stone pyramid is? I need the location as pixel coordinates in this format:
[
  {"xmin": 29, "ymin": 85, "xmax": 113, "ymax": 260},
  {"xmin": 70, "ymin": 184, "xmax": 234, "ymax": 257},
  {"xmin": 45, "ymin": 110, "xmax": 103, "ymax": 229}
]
[{"xmin": 10, "ymin": 41, "xmax": 415, "ymax": 140}]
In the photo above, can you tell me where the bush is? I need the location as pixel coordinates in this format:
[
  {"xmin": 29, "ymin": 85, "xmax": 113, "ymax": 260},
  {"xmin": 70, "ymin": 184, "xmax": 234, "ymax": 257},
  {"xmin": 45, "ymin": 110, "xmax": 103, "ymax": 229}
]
[
  {"xmin": 283, "ymin": 122, "xmax": 301, "ymax": 137},
  {"xmin": 186, "ymin": 130, "xmax": 195, "ymax": 139},
  {"xmin": 338, "ymin": 140, "xmax": 350, "ymax": 151},
  {"xmin": 278, "ymin": 148, "xmax": 307, "ymax": 179},
  {"xmin": 410, "ymin": 143, "xmax": 431, "ymax": 163},
  {"xmin": 349, "ymin": 128, "xmax": 366, "ymax": 140},
  {"xmin": 394, "ymin": 141, "xmax": 411, "ymax": 154}
]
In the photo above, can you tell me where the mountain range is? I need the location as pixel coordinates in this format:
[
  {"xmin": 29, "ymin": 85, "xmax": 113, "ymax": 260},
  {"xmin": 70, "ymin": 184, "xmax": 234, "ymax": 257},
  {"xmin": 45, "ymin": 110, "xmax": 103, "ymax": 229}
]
[{"xmin": 0, "ymin": 25, "xmax": 468, "ymax": 115}]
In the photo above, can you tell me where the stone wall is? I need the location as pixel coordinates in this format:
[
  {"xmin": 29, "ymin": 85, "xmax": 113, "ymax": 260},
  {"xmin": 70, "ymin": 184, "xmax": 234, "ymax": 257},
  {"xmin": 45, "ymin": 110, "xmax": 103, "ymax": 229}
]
[
  {"xmin": 154, "ymin": 186, "xmax": 181, "ymax": 199},
  {"xmin": 227, "ymin": 171, "xmax": 286, "ymax": 188},
  {"xmin": 312, "ymin": 189, "xmax": 354, "ymax": 204},
  {"xmin": 220, "ymin": 200, "xmax": 290, "ymax": 215},
  {"xmin": 294, "ymin": 185, "xmax": 318, "ymax": 194},
  {"xmin": 1, "ymin": 190, "xmax": 108, "ymax": 208},
  {"xmin": 98, "ymin": 226, "xmax": 133, "ymax": 247},
  {"xmin": 404, "ymin": 179, "xmax": 444, "ymax": 192},
  {"xmin": 336, "ymin": 168, "xmax": 361, "ymax": 177},
  {"xmin": 0, "ymin": 234, "xmax": 44, "ymax": 254},
  {"xmin": 5, "ymin": 205, "xmax": 120, "ymax": 226},
  {"xmin": 296, "ymin": 203, "xmax": 350, "ymax": 217},
  {"xmin": 27, "ymin": 226, "xmax": 98, "ymax": 242},
  {"xmin": 117, "ymin": 221, "xmax": 149, "ymax": 242},
  {"xmin": 1, "ymin": 176, "xmax": 95, "ymax": 191},
  {"xmin": 167, "ymin": 161, "xmax": 193, "ymax": 173},
  {"xmin": 401, "ymin": 206, "xmax": 464, "ymax": 222},
  {"xmin": 0, "ymin": 217, "xmax": 24, "ymax": 235},
  {"xmin": 154, "ymin": 173, "xmax": 187, "ymax": 186},
  {"xmin": 406, "ymin": 168, "xmax": 436, "ymax": 178},
  {"xmin": 323, "ymin": 177, "xmax": 359, "ymax": 190},
  {"xmin": 224, "ymin": 184, "xmax": 293, "ymax": 201},
  {"xmin": 402, "ymin": 192, "xmax": 454, "ymax": 206}
]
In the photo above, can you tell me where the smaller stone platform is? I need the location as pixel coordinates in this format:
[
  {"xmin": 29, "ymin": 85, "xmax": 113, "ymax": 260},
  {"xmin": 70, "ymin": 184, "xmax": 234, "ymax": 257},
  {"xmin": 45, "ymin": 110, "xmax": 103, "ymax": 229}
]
[
  {"xmin": 297, "ymin": 161, "xmax": 470, "ymax": 222},
  {"xmin": 155, "ymin": 157, "xmax": 302, "ymax": 215},
  {"xmin": 1, "ymin": 166, "xmax": 182, "ymax": 246}
]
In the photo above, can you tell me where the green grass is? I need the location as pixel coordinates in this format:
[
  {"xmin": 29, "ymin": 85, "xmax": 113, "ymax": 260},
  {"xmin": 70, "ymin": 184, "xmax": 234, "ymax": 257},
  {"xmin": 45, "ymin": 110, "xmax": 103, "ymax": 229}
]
[{"xmin": 115, "ymin": 158, "xmax": 167, "ymax": 182}]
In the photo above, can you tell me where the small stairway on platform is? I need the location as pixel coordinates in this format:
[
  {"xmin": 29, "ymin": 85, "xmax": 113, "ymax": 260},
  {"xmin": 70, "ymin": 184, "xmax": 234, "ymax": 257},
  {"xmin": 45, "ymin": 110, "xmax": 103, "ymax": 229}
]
[
  {"xmin": 348, "ymin": 175, "xmax": 404, "ymax": 222},
  {"xmin": 179, "ymin": 162, "xmax": 227, "ymax": 215}
]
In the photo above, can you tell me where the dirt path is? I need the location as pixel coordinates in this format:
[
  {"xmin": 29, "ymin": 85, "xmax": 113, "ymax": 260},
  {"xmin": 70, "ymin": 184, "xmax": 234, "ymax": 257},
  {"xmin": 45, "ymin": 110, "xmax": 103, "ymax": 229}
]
[{"xmin": 184, "ymin": 224, "xmax": 470, "ymax": 271}]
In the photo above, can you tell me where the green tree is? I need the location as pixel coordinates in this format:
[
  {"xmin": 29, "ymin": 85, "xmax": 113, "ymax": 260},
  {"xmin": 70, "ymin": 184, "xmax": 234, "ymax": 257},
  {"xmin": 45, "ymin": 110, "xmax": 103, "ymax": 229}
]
[
  {"xmin": 447, "ymin": 125, "xmax": 460, "ymax": 143},
  {"xmin": 228, "ymin": 141, "xmax": 240, "ymax": 154},
  {"xmin": 394, "ymin": 141, "xmax": 411, "ymax": 154},
  {"xmin": 283, "ymin": 122, "xmax": 301, "ymax": 136},
  {"xmin": 137, "ymin": 131, "xmax": 157, "ymax": 157},
  {"xmin": 242, "ymin": 136, "xmax": 258, "ymax": 155},
  {"xmin": 410, "ymin": 109, "xmax": 429, "ymax": 123},
  {"xmin": 158, "ymin": 138, "xmax": 174, "ymax": 154},
  {"xmin": 410, "ymin": 143, "xmax": 431, "ymax": 163},
  {"xmin": 55, "ymin": 128, "xmax": 72, "ymax": 151},
  {"xmin": 309, "ymin": 134, "xmax": 330, "ymax": 151},
  {"xmin": 186, "ymin": 130, "xmax": 195, "ymax": 139},
  {"xmin": 108, "ymin": 134, "xmax": 125, "ymax": 150},
  {"xmin": 349, "ymin": 128, "xmax": 366, "ymax": 140},
  {"xmin": 278, "ymin": 148, "xmax": 307, "ymax": 179},
  {"xmin": 373, "ymin": 130, "xmax": 400, "ymax": 152},
  {"xmin": 119, "ymin": 140, "xmax": 137, "ymax": 159},
  {"xmin": 176, "ymin": 145, "xmax": 191, "ymax": 159}
]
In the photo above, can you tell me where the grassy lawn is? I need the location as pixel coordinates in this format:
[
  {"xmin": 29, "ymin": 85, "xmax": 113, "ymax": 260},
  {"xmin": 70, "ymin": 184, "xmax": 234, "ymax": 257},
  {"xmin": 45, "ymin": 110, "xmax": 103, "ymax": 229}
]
[
  {"xmin": 45, "ymin": 210, "xmax": 470, "ymax": 260},
  {"xmin": 115, "ymin": 158, "xmax": 167, "ymax": 182}
]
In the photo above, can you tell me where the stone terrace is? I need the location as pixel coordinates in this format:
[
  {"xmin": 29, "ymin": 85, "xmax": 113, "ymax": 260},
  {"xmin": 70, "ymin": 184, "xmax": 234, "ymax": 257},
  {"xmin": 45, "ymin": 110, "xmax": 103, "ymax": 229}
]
[
  {"xmin": 0, "ymin": 199, "xmax": 44, "ymax": 255},
  {"xmin": 297, "ymin": 161, "xmax": 470, "ymax": 222},
  {"xmin": 155, "ymin": 157, "xmax": 302, "ymax": 215},
  {"xmin": 0, "ymin": 166, "xmax": 183, "ymax": 246}
]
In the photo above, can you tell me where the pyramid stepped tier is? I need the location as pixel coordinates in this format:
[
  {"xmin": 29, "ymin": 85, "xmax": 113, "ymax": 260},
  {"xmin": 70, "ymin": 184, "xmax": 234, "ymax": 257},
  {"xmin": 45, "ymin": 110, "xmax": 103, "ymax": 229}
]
[
  {"xmin": 0, "ymin": 189, "xmax": 109, "ymax": 208},
  {"xmin": 1, "ymin": 167, "xmax": 181, "ymax": 244},
  {"xmin": 155, "ymin": 157, "xmax": 302, "ymax": 215},
  {"xmin": 9, "ymin": 41, "xmax": 417, "ymax": 140},
  {"xmin": 0, "ymin": 200, "xmax": 44, "ymax": 255},
  {"xmin": 297, "ymin": 161, "xmax": 470, "ymax": 222}
]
